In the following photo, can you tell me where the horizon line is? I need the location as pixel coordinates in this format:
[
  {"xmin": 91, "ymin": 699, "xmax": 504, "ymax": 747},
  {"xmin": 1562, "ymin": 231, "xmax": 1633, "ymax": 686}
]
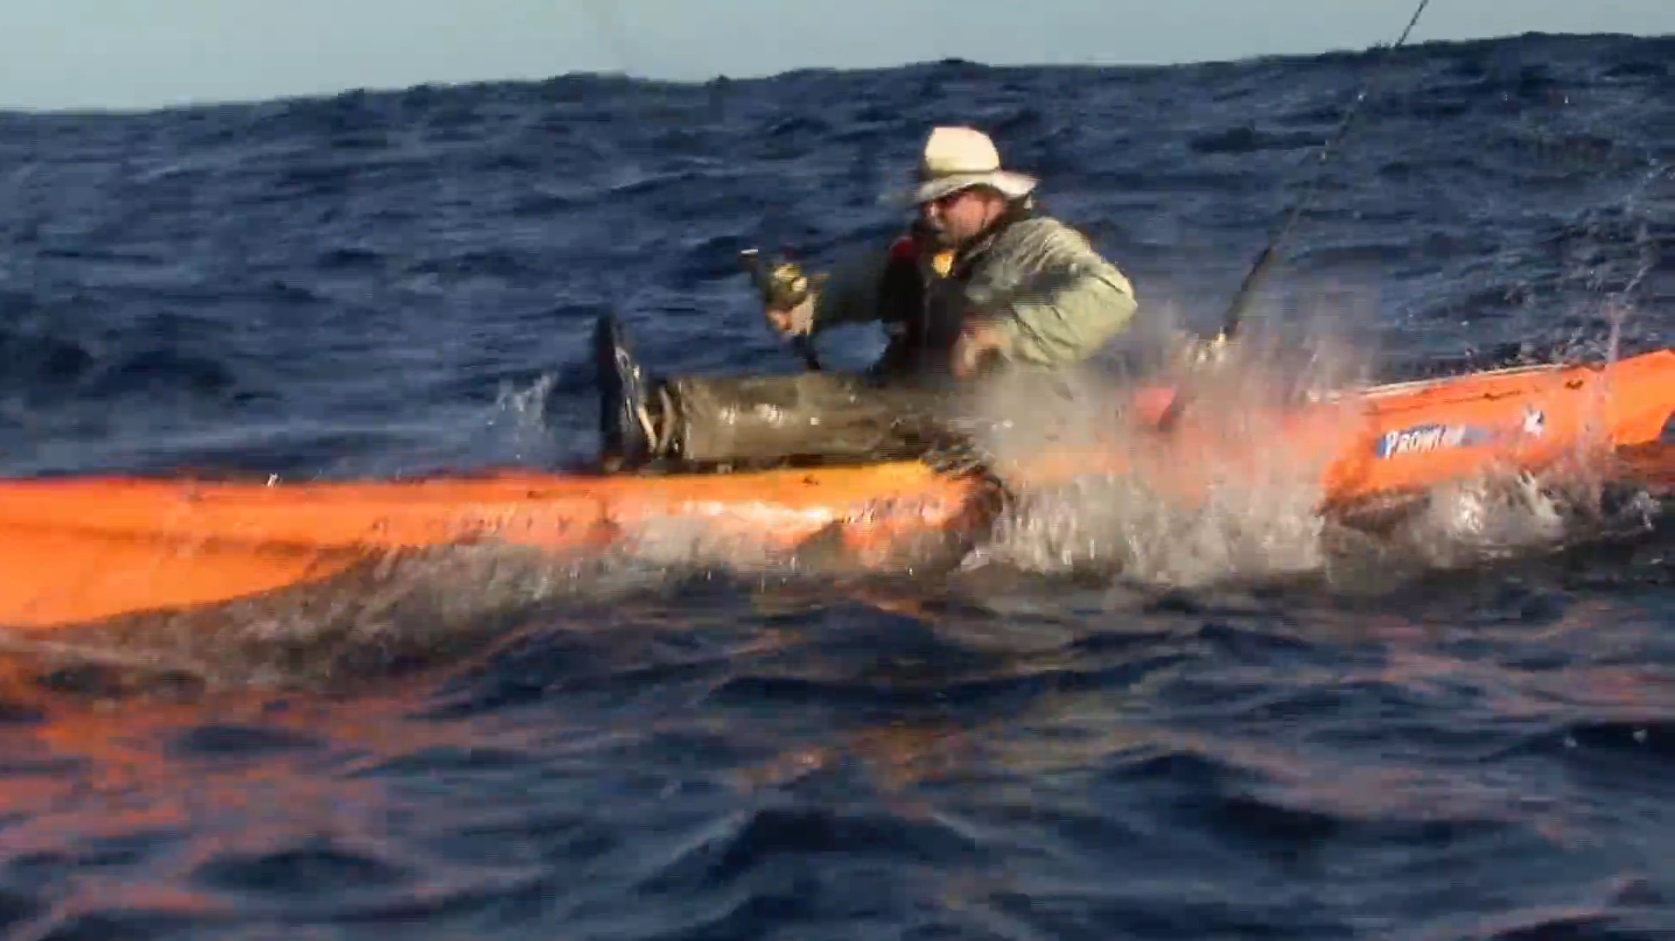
[{"xmin": 3, "ymin": 27, "xmax": 1666, "ymax": 119}]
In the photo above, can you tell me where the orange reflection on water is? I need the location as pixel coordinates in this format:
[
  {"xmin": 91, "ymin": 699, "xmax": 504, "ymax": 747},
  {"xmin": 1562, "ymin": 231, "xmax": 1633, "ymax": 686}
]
[{"xmin": 0, "ymin": 669, "xmax": 538, "ymax": 878}]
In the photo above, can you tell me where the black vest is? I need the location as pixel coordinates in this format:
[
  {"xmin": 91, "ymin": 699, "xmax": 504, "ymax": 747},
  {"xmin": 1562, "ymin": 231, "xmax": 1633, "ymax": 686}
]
[{"xmin": 867, "ymin": 202, "xmax": 1038, "ymax": 382}]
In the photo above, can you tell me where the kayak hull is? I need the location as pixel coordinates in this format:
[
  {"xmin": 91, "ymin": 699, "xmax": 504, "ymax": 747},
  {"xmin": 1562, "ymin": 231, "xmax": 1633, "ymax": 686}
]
[
  {"xmin": 1036, "ymin": 346, "xmax": 1675, "ymax": 518},
  {"xmin": 1, "ymin": 350, "xmax": 1672, "ymax": 632},
  {"xmin": 0, "ymin": 461, "xmax": 984, "ymax": 631}
]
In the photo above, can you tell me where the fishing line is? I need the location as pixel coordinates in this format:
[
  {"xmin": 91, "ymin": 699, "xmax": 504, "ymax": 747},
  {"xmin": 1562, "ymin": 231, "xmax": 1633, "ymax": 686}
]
[
  {"xmin": 575, "ymin": 1, "xmax": 820, "ymax": 370},
  {"xmin": 1216, "ymin": 0, "xmax": 1435, "ymax": 342},
  {"xmin": 577, "ymin": 0, "xmax": 635, "ymax": 78},
  {"xmin": 1155, "ymin": 0, "xmax": 1434, "ymax": 433}
]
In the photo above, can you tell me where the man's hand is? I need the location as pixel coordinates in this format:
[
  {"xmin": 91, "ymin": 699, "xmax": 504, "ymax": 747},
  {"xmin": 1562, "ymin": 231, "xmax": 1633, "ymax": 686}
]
[
  {"xmin": 765, "ymin": 295, "xmax": 815, "ymax": 338},
  {"xmin": 751, "ymin": 258, "xmax": 819, "ymax": 339},
  {"xmin": 1172, "ymin": 331, "xmax": 1230, "ymax": 368},
  {"xmin": 952, "ymin": 319, "xmax": 1007, "ymax": 378}
]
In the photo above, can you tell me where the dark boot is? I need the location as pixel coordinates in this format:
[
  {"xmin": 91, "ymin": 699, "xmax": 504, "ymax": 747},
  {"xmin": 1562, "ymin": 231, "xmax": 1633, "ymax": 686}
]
[
  {"xmin": 593, "ymin": 312, "xmax": 666, "ymax": 471},
  {"xmin": 593, "ymin": 312, "xmax": 959, "ymax": 471}
]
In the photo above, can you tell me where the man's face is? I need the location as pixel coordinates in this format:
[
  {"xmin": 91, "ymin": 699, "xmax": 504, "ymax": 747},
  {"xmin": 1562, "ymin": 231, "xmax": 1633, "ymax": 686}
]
[{"xmin": 917, "ymin": 186, "xmax": 1000, "ymax": 248}]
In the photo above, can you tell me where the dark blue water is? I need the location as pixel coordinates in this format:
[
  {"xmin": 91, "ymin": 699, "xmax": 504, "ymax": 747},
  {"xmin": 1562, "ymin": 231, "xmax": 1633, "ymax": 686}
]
[{"xmin": 3, "ymin": 31, "xmax": 1675, "ymax": 940}]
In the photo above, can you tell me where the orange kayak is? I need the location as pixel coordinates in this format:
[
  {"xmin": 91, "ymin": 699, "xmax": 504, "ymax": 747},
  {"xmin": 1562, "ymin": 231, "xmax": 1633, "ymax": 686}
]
[{"xmin": 1, "ymin": 349, "xmax": 1672, "ymax": 633}]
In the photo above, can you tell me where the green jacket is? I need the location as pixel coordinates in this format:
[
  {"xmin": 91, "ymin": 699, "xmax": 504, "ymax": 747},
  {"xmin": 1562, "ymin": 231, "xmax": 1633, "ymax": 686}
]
[{"xmin": 808, "ymin": 212, "xmax": 1140, "ymax": 371}]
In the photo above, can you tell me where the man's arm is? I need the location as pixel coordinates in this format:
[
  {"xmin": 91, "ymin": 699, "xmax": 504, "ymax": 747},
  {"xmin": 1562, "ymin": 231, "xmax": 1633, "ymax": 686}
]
[
  {"xmin": 966, "ymin": 218, "xmax": 1139, "ymax": 367},
  {"xmin": 764, "ymin": 243, "xmax": 896, "ymax": 338},
  {"xmin": 807, "ymin": 243, "xmax": 901, "ymax": 333}
]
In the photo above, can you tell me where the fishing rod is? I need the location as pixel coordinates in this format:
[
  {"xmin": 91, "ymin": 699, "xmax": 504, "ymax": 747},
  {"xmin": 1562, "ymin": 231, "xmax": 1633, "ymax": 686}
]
[
  {"xmin": 580, "ymin": 1, "xmax": 823, "ymax": 371},
  {"xmin": 1155, "ymin": 0, "xmax": 1434, "ymax": 431},
  {"xmin": 1214, "ymin": 0, "xmax": 1433, "ymax": 344}
]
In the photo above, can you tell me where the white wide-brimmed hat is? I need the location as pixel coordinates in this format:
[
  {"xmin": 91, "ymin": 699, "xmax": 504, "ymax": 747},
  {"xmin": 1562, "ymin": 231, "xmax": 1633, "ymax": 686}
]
[{"xmin": 906, "ymin": 126, "xmax": 1038, "ymax": 205}]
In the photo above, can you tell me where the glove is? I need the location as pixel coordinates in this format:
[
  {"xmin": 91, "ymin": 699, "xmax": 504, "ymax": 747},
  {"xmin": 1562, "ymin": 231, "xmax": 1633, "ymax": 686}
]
[
  {"xmin": 951, "ymin": 318, "xmax": 1009, "ymax": 379},
  {"xmin": 765, "ymin": 294, "xmax": 815, "ymax": 339},
  {"xmin": 757, "ymin": 260, "xmax": 819, "ymax": 338},
  {"xmin": 1172, "ymin": 331, "xmax": 1230, "ymax": 368}
]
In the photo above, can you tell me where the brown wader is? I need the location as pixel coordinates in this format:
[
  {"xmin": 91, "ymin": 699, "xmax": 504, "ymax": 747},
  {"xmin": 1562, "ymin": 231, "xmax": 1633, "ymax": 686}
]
[
  {"xmin": 593, "ymin": 312, "xmax": 960, "ymax": 472},
  {"xmin": 590, "ymin": 207, "xmax": 1066, "ymax": 472}
]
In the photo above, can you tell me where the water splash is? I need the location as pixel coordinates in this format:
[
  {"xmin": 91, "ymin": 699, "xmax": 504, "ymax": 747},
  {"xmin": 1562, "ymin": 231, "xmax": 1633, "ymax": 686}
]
[
  {"xmin": 475, "ymin": 371, "xmax": 567, "ymax": 466},
  {"xmin": 934, "ymin": 279, "xmax": 1666, "ymax": 595},
  {"xmin": 950, "ymin": 316, "xmax": 1373, "ymax": 589}
]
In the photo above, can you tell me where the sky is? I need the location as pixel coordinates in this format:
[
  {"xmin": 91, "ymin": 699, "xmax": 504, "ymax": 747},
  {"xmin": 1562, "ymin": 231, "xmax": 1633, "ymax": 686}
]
[{"xmin": 5, "ymin": 0, "xmax": 1674, "ymax": 112}]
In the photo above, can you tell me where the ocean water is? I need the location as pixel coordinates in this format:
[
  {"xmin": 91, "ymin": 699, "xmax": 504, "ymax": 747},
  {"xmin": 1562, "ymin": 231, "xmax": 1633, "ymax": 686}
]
[{"xmin": 2, "ymin": 30, "xmax": 1675, "ymax": 940}]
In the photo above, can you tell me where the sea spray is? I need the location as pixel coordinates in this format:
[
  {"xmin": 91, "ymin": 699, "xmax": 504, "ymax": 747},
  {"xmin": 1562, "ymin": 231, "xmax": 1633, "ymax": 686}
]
[{"xmin": 951, "ymin": 316, "xmax": 1375, "ymax": 589}]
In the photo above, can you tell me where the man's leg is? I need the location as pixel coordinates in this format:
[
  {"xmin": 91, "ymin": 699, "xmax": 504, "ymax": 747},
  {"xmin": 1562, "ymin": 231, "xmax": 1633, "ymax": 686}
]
[{"xmin": 593, "ymin": 313, "xmax": 953, "ymax": 471}]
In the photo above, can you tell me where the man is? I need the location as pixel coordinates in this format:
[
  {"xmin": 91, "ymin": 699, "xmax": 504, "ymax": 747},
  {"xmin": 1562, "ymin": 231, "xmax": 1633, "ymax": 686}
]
[{"xmin": 594, "ymin": 125, "xmax": 1143, "ymax": 472}]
